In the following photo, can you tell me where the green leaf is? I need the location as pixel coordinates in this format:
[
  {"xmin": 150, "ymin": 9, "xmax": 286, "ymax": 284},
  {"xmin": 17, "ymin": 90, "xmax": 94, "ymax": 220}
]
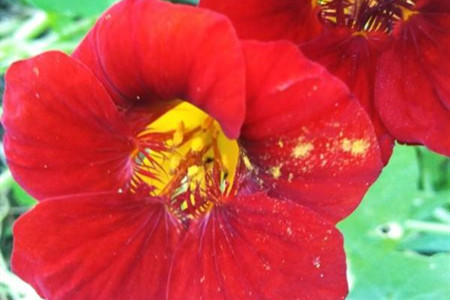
[
  {"xmin": 399, "ymin": 233, "xmax": 450, "ymax": 254},
  {"xmin": 10, "ymin": 182, "xmax": 36, "ymax": 206},
  {"xmin": 339, "ymin": 145, "xmax": 450, "ymax": 299},
  {"xmin": 417, "ymin": 147, "xmax": 450, "ymax": 191},
  {"xmin": 339, "ymin": 145, "xmax": 420, "ymax": 249},
  {"xmin": 347, "ymin": 250, "xmax": 450, "ymax": 300},
  {"xmin": 25, "ymin": 0, "xmax": 119, "ymax": 16}
]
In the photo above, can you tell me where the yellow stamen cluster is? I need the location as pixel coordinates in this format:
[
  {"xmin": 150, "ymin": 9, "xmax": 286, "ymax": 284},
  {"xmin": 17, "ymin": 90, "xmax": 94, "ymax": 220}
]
[
  {"xmin": 132, "ymin": 101, "xmax": 239, "ymax": 221},
  {"xmin": 318, "ymin": 0, "xmax": 417, "ymax": 34}
]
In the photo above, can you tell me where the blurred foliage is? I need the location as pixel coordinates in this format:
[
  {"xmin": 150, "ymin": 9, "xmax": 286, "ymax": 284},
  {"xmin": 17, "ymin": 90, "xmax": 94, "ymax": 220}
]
[
  {"xmin": 339, "ymin": 146, "xmax": 450, "ymax": 299},
  {"xmin": 0, "ymin": 0, "xmax": 96, "ymax": 73},
  {"xmin": 24, "ymin": 0, "xmax": 118, "ymax": 16},
  {"xmin": 0, "ymin": 0, "xmax": 449, "ymax": 299}
]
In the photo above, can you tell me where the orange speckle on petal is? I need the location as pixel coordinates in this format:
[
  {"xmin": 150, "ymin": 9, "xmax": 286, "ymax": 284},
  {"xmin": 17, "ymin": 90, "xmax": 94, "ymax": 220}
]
[
  {"xmin": 292, "ymin": 142, "xmax": 314, "ymax": 158},
  {"xmin": 341, "ymin": 138, "xmax": 370, "ymax": 156},
  {"xmin": 269, "ymin": 165, "xmax": 282, "ymax": 179}
]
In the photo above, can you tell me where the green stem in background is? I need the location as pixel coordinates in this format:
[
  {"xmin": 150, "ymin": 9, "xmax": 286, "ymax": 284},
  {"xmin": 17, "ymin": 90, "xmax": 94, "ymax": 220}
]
[
  {"xmin": 0, "ymin": 10, "xmax": 95, "ymax": 73},
  {"xmin": 415, "ymin": 147, "xmax": 435, "ymax": 194},
  {"xmin": 433, "ymin": 208, "xmax": 450, "ymax": 224},
  {"xmin": 12, "ymin": 11, "xmax": 50, "ymax": 41},
  {"xmin": 0, "ymin": 170, "xmax": 13, "ymax": 193},
  {"xmin": 404, "ymin": 220, "xmax": 450, "ymax": 235}
]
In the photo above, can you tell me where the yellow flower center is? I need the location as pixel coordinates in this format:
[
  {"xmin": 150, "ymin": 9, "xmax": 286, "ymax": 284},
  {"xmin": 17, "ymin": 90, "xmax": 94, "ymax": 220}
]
[
  {"xmin": 132, "ymin": 101, "xmax": 239, "ymax": 221},
  {"xmin": 318, "ymin": 0, "xmax": 417, "ymax": 34}
]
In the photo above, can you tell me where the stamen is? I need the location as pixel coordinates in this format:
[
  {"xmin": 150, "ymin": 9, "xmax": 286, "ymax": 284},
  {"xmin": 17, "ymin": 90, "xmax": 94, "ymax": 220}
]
[
  {"xmin": 187, "ymin": 165, "xmax": 200, "ymax": 177},
  {"xmin": 130, "ymin": 101, "xmax": 239, "ymax": 222},
  {"xmin": 202, "ymin": 117, "xmax": 214, "ymax": 130},
  {"xmin": 318, "ymin": 0, "xmax": 417, "ymax": 34},
  {"xmin": 169, "ymin": 155, "xmax": 181, "ymax": 173},
  {"xmin": 191, "ymin": 137, "xmax": 205, "ymax": 153},
  {"xmin": 172, "ymin": 122, "xmax": 185, "ymax": 147}
]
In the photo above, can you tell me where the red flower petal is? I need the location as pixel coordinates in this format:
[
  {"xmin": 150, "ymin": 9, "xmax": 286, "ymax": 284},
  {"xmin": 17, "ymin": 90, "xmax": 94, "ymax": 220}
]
[
  {"xmin": 200, "ymin": 0, "xmax": 323, "ymax": 44},
  {"xmin": 12, "ymin": 191, "xmax": 347, "ymax": 300},
  {"xmin": 375, "ymin": 1, "xmax": 450, "ymax": 155},
  {"xmin": 301, "ymin": 27, "xmax": 394, "ymax": 163},
  {"xmin": 240, "ymin": 41, "xmax": 383, "ymax": 222},
  {"xmin": 73, "ymin": 0, "xmax": 246, "ymax": 138},
  {"xmin": 12, "ymin": 192, "xmax": 179, "ymax": 300},
  {"xmin": 2, "ymin": 52, "xmax": 134, "ymax": 200},
  {"xmin": 168, "ymin": 193, "xmax": 348, "ymax": 300}
]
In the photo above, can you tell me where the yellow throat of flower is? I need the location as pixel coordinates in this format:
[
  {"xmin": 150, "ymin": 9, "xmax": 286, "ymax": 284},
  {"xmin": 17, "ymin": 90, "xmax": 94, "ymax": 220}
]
[
  {"xmin": 318, "ymin": 0, "xmax": 417, "ymax": 34},
  {"xmin": 132, "ymin": 101, "xmax": 240, "ymax": 221}
]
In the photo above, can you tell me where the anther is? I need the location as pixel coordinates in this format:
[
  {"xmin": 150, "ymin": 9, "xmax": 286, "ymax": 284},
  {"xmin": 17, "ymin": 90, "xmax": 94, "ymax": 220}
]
[
  {"xmin": 187, "ymin": 165, "xmax": 200, "ymax": 177},
  {"xmin": 190, "ymin": 181, "xmax": 198, "ymax": 191},
  {"xmin": 172, "ymin": 122, "xmax": 185, "ymax": 147},
  {"xmin": 243, "ymin": 155, "xmax": 254, "ymax": 171},
  {"xmin": 221, "ymin": 155, "xmax": 230, "ymax": 173},
  {"xmin": 191, "ymin": 137, "xmax": 205, "ymax": 152},
  {"xmin": 169, "ymin": 155, "xmax": 181, "ymax": 173}
]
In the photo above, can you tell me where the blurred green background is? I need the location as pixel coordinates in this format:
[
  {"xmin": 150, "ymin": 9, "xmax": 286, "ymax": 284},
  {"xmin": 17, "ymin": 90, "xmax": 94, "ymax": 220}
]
[{"xmin": 0, "ymin": 0, "xmax": 449, "ymax": 299}]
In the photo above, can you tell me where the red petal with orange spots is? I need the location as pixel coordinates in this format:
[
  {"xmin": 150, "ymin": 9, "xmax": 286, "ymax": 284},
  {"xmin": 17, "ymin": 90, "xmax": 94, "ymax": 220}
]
[
  {"xmin": 13, "ymin": 191, "xmax": 347, "ymax": 300},
  {"xmin": 2, "ymin": 52, "xmax": 134, "ymax": 200},
  {"xmin": 12, "ymin": 192, "xmax": 179, "ymax": 300},
  {"xmin": 375, "ymin": 0, "xmax": 450, "ymax": 155},
  {"xmin": 200, "ymin": 0, "xmax": 323, "ymax": 43},
  {"xmin": 301, "ymin": 27, "xmax": 394, "ymax": 163},
  {"xmin": 240, "ymin": 41, "xmax": 383, "ymax": 223},
  {"xmin": 73, "ymin": 0, "xmax": 246, "ymax": 139}
]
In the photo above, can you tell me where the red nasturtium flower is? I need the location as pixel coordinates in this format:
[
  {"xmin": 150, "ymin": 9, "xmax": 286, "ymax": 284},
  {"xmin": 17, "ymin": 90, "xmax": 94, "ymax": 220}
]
[
  {"xmin": 2, "ymin": 0, "xmax": 382, "ymax": 299},
  {"xmin": 201, "ymin": 0, "xmax": 450, "ymax": 161}
]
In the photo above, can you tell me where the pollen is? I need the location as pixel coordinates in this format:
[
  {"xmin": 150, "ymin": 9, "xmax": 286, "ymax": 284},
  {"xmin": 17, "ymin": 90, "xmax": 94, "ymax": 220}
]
[
  {"xmin": 269, "ymin": 165, "xmax": 282, "ymax": 179},
  {"xmin": 351, "ymin": 139, "xmax": 370, "ymax": 155},
  {"xmin": 341, "ymin": 138, "xmax": 370, "ymax": 156},
  {"xmin": 191, "ymin": 137, "xmax": 205, "ymax": 152},
  {"xmin": 169, "ymin": 155, "xmax": 181, "ymax": 172},
  {"xmin": 187, "ymin": 165, "xmax": 200, "ymax": 177},
  {"xmin": 341, "ymin": 139, "xmax": 352, "ymax": 152},
  {"xmin": 292, "ymin": 142, "xmax": 314, "ymax": 158},
  {"xmin": 132, "ymin": 101, "xmax": 240, "ymax": 222},
  {"xmin": 243, "ymin": 155, "xmax": 254, "ymax": 171}
]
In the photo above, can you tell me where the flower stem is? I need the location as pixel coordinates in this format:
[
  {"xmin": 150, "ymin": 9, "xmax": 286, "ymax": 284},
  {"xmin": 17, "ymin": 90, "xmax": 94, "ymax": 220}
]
[
  {"xmin": 13, "ymin": 11, "xmax": 50, "ymax": 41},
  {"xmin": 0, "ymin": 170, "xmax": 13, "ymax": 193},
  {"xmin": 433, "ymin": 208, "xmax": 450, "ymax": 224},
  {"xmin": 404, "ymin": 220, "xmax": 450, "ymax": 235}
]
